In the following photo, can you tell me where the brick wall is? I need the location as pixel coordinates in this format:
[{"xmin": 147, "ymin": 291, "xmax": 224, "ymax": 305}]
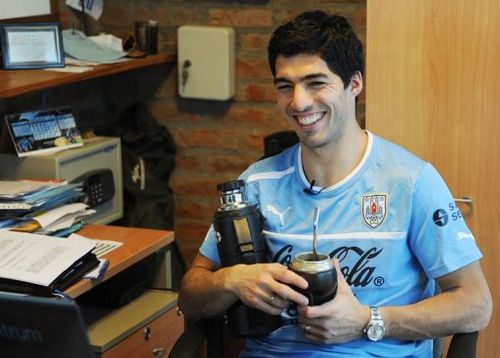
[{"xmin": 59, "ymin": 0, "xmax": 366, "ymax": 264}]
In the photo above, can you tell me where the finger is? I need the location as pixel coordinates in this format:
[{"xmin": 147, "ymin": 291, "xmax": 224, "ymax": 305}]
[
  {"xmin": 268, "ymin": 292, "xmax": 290, "ymax": 309},
  {"xmin": 244, "ymin": 288, "xmax": 286, "ymax": 315},
  {"xmin": 255, "ymin": 296, "xmax": 284, "ymax": 315},
  {"xmin": 271, "ymin": 283, "xmax": 309, "ymax": 306},
  {"xmin": 297, "ymin": 303, "xmax": 319, "ymax": 319},
  {"xmin": 332, "ymin": 258, "xmax": 348, "ymax": 289},
  {"xmin": 300, "ymin": 323, "xmax": 320, "ymax": 341},
  {"xmin": 271, "ymin": 264, "xmax": 309, "ymax": 289},
  {"xmin": 296, "ymin": 299, "xmax": 328, "ymax": 319}
]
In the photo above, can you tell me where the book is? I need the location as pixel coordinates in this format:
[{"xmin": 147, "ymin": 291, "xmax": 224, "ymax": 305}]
[
  {"xmin": 4, "ymin": 107, "xmax": 83, "ymax": 157},
  {"xmin": 0, "ymin": 231, "xmax": 98, "ymax": 295}
]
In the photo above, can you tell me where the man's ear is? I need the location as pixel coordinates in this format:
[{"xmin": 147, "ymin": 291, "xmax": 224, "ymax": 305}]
[{"xmin": 349, "ymin": 71, "xmax": 363, "ymax": 96}]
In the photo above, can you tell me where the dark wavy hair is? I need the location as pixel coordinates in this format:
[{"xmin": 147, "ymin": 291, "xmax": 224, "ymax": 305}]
[{"xmin": 268, "ymin": 10, "xmax": 364, "ymax": 88}]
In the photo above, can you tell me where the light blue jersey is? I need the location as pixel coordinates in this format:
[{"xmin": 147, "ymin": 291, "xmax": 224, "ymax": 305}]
[{"xmin": 199, "ymin": 132, "xmax": 482, "ymax": 357}]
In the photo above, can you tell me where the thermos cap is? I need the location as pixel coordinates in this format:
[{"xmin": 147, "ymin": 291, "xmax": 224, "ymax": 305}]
[
  {"xmin": 217, "ymin": 179, "xmax": 245, "ymax": 192},
  {"xmin": 217, "ymin": 180, "xmax": 250, "ymax": 211}
]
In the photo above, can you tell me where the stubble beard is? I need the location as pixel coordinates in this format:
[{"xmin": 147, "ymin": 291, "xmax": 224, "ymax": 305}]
[{"xmin": 298, "ymin": 112, "xmax": 347, "ymax": 151}]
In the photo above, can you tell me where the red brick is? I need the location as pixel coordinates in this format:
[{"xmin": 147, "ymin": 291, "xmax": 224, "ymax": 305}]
[
  {"xmin": 100, "ymin": 3, "xmax": 130, "ymax": 27},
  {"xmin": 133, "ymin": 5, "xmax": 151, "ymax": 22},
  {"xmin": 173, "ymin": 128, "xmax": 220, "ymax": 149},
  {"xmin": 174, "ymin": 222, "xmax": 211, "ymax": 259},
  {"xmin": 237, "ymin": 57, "xmax": 272, "ymax": 79},
  {"xmin": 176, "ymin": 199, "xmax": 211, "ymax": 218},
  {"xmin": 208, "ymin": 9, "xmax": 273, "ymax": 27},
  {"xmin": 175, "ymin": 154, "xmax": 206, "ymax": 172},
  {"xmin": 237, "ymin": 82, "xmax": 276, "ymax": 102},
  {"xmin": 239, "ymin": 33, "xmax": 271, "ymax": 52},
  {"xmin": 244, "ymin": 131, "xmax": 269, "ymax": 150},
  {"xmin": 206, "ymin": 155, "xmax": 253, "ymax": 173},
  {"xmin": 155, "ymin": 7, "xmax": 206, "ymax": 27},
  {"xmin": 151, "ymin": 101, "xmax": 204, "ymax": 124},
  {"xmin": 174, "ymin": 220, "xmax": 212, "ymax": 244},
  {"xmin": 173, "ymin": 127, "xmax": 251, "ymax": 150},
  {"xmin": 171, "ymin": 175, "xmax": 222, "ymax": 196},
  {"xmin": 225, "ymin": 105, "xmax": 274, "ymax": 125},
  {"xmin": 351, "ymin": 7, "xmax": 367, "ymax": 33}
]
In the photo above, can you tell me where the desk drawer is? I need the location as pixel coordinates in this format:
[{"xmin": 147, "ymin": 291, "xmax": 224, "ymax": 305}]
[
  {"xmin": 87, "ymin": 290, "xmax": 183, "ymax": 358},
  {"xmin": 98, "ymin": 306, "xmax": 183, "ymax": 358}
]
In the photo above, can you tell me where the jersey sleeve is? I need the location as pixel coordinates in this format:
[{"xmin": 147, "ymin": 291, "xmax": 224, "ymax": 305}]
[
  {"xmin": 198, "ymin": 224, "xmax": 221, "ymax": 267},
  {"xmin": 408, "ymin": 164, "xmax": 482, "ymax": 279}
]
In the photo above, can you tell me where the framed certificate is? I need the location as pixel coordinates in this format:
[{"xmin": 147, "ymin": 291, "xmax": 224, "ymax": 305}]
[{"xmin": 0, "ymin": 22, "xmax": 64, "ymax": 70}]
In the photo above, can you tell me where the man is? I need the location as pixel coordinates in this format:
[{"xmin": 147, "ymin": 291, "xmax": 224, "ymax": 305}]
[{"xmin": 178, "ymin": 11, "xmax": 492, "ymax": 357}]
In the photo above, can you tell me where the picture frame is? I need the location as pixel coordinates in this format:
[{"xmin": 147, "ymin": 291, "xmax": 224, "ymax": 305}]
[{"xmin": 0, "ymin": 22, "xmax": 64, "ymax": 70}]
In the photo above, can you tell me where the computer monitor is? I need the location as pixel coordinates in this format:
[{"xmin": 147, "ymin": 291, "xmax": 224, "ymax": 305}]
[{"xmin": 0, "ymin": 293, "xmax": 94, "ymax": 358}]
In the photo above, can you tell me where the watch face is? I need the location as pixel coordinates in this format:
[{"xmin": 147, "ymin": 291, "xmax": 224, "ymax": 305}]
[{"xmin": 367, "ymin": 323, "xmax": 384, "ymax": 341}]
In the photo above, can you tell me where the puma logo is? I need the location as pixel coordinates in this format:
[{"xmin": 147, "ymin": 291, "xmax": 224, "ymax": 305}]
[{"xmin": 265, "ymin": 204, "xmax": 291, "ymax": 226}]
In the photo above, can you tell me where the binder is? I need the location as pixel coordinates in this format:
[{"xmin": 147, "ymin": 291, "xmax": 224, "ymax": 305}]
[
  {"xmin": 0, "ymin": 252, "xmax": 99, "ymax": 296},
  {"xmin": 0, "ymin": 231, "xmax": 99, "ymax": 296}
]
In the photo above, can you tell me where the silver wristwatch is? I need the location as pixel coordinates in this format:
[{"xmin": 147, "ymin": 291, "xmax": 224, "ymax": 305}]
[{"xmin": 364, "ymin": 306, "xmax": 385, "ymax": 341}]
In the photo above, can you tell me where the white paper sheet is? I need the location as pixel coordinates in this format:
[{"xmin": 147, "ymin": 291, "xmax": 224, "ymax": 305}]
[
  {"xmin": 7, "ymin": 30, "xmax": 58, "ymax": 63},
  {"xmin": 33, "ymin": 202, "xmax": 89, "ymax": 228},
  {"xmin": 0, "ymin": 231, "xmax": 95, "ymax": 286},
  {"xmin": 69, "ymin": 233, "xmax": 123, "ymax": 258},
  {"xmin": 0, "ymin": 180, "xmax": 64, "ymax": 198}
]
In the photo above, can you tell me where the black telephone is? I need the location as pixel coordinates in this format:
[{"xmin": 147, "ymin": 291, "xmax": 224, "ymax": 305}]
[{"xmin": 72, "ymin": 169, "xmax": 115, "ymax": 208}]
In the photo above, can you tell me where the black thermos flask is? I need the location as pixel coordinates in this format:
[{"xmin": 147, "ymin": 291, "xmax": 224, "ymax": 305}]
[{"xmin": 213, "ymin": 179, "xmax": 281, "ymax": 337}]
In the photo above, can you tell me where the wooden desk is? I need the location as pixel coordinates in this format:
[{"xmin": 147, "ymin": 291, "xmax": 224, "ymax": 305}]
[
  {"xmin": 65, "ymin": 224, "xmax": 174, "ymax": 298},
  {"xmin": 66, "ymin": 224, "xmax": 182, "ymax": 357}
]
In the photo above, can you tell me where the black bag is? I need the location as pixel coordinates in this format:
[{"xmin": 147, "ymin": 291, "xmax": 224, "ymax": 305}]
[{"xmin": 99, "ymin": 103, "xmax": 176, "ymax": 229}]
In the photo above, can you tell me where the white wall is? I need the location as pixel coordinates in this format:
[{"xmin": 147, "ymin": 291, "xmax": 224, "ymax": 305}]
[{"xmin": 0, "ymin": 0, "xmax": 51, "ymax": 20}]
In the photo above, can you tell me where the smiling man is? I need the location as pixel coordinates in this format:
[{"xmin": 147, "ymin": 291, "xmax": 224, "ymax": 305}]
[{"xmin": 178, "ymin": 11, "xmax": 492, "ymax": 357}]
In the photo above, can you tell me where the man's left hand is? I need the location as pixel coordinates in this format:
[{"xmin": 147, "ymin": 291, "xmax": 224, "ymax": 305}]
[{"xmin": 297, "ymin": 259, "xmax": 370, "ymax": 344}]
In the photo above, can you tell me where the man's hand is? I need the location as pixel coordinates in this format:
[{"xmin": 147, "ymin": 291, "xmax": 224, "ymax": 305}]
[
  {"xmin": 297, "ymin": 259, "xmax": 370, "ymax": 344},
  {"xmin": 225, "ymin": 263, "xmax": 310, "ymax": 315}
]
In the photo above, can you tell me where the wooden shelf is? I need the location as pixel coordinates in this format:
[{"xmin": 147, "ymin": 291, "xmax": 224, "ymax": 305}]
[{"xmin": 0, "ymin": 53, "xmax": 175, "ymax": 98}]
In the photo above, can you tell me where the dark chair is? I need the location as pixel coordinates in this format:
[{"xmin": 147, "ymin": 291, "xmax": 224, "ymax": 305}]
[
  {"xmin": 446, "ymin": 331, "xmax": 479, "ymax": 358},
  {"xmin": 262, "ymin": 130, "xmax": 298, "ymax": 159},
  {"xmin": 168, "ymin": 317, "xmax": 225, "ymax": 358}
]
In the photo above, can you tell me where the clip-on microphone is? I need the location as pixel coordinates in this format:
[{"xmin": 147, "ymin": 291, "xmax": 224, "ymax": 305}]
[{"xmin": 303, "ymin": 180, "xmax": 326, "ymax": 195}]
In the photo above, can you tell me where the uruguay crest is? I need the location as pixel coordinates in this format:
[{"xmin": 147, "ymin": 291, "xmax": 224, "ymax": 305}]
[{"xmin": 362, "ymin": 194, "xmax": 387, "ymax": 228}]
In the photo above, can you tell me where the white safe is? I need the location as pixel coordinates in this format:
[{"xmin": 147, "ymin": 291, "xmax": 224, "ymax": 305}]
[{"xmin": 0, "ymin": 136, "xmax": 123, "ymax": 224}]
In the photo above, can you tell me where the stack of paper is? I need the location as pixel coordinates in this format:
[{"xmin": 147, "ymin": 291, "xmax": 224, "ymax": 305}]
[
  {"xmin": 19, "ymin": 202, "xmax": 96, "ymax": 235},
  {"xmin": 0, "ymin": 180, "xmax": 94, "ymax": 235},
  {"xmin": 62, "ymin": 29, "xmax": 128, "ymax": 64}
]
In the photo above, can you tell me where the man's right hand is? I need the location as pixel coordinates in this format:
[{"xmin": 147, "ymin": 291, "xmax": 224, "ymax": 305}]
[
  {"xmin": 224, "ymin": 263, "xmax": 310, "ymax": 315},
  {"xmin": 179, "ymin": 254, "xmax": 309, "ymax": 319}
]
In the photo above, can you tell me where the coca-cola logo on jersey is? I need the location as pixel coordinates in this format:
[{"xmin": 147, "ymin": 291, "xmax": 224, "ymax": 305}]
[{"xmin": 272, "ymin": 245, "xmax": 385, "ymax": 288}]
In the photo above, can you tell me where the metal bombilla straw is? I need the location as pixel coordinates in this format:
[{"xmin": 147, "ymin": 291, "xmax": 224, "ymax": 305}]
[{"xmin": 312, "ymin": 207, "xmax": 320, "ymax": 260}]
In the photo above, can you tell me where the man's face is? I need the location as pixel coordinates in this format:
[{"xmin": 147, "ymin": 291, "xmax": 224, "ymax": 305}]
[{"xmin": 273, "ymin": 54, "xmax": 359, "ymax": 149}]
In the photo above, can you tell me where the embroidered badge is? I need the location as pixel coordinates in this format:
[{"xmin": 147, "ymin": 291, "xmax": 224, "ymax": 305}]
[{"xmin": 362, "ymin": 194, "xmax": 387, "ymax": 228}]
